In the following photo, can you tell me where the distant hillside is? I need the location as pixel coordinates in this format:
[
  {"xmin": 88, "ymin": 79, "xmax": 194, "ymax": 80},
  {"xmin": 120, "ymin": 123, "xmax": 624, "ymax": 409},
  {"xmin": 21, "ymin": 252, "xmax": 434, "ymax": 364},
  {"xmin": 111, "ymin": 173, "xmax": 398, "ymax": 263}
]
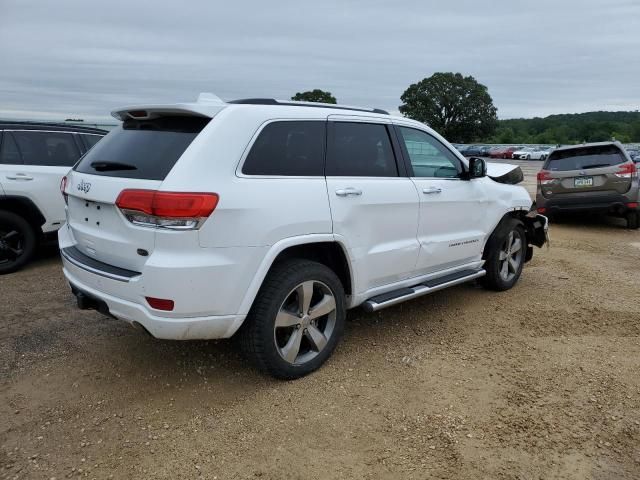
[{"xmin": 486, "ymin": 111, "xmax": 640, "ymax": 144}]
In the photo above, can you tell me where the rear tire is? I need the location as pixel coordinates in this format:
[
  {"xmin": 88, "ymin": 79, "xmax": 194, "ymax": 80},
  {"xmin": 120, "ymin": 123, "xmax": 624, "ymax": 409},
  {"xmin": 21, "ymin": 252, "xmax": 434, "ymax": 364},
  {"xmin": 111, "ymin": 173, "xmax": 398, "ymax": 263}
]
[
  {"xmin": 627, "ymin": 211, "xmax": 640, "ymax": 229},
  {"xmin": 0, "ymin": 210, "xmax": 38, "ymax": 275},
  {"xmin": 481, "ymin": 221, "xmax": 526, "ymax": 291},
  {"xmin": 239, "ymin": 259, "xmax": 346, "ymax": 379}
]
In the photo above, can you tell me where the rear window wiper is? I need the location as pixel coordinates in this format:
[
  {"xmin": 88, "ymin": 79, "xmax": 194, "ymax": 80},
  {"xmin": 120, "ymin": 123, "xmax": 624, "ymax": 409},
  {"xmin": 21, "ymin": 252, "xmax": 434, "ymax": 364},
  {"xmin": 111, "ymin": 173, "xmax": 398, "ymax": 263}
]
[{"xmin": 90, "ymin": 161, "xmax": 138, "ymax": 172}]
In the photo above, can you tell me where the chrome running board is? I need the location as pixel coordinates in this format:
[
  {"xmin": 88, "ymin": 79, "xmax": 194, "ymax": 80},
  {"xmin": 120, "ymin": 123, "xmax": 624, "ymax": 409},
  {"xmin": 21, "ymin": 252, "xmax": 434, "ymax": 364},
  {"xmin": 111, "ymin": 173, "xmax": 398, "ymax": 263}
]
[{"xmin": 362, "ymin": 269, "xmax": 486, "ymax": 312}]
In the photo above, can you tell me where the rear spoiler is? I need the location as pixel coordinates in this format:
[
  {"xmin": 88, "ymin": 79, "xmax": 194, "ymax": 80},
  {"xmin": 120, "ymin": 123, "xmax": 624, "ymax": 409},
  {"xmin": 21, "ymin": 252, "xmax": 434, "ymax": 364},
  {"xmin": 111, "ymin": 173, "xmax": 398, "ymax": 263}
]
[{"xmin": 111, "ymin": 93, "xmax": 228, "ymax": 121}]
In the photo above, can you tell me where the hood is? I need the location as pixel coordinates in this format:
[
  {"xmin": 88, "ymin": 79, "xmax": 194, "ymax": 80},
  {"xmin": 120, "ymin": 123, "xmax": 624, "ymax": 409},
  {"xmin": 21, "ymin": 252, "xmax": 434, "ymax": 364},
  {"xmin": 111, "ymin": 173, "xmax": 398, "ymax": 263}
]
[{"xmin": 486, "ymin": 162, "xmax": 524, "ymax": 185}]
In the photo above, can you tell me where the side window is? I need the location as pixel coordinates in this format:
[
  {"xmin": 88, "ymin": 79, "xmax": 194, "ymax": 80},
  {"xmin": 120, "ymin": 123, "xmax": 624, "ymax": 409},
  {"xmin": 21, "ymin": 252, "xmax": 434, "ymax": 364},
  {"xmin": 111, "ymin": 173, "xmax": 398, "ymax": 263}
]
[
  {"xmin": 326, "ymin": 122, "xmax": 398, "ymax": 177},
  {"xmin": 81, "ymin": 134, "xmax": 103, "ymax": 150},
  {"xmin": 397, "ymin": 127, "xmax": 461, "ymax": 178},
  {"xmin": 0, "ymin": 133, "xmax": 23, "ymax": 165},
  {"xmin": 242, "ymin": 121, "xmax": 325, "ymax": 176},
  {"xmin": 11, "ymin": 131, "xmax": 81, "ymax": 167}
]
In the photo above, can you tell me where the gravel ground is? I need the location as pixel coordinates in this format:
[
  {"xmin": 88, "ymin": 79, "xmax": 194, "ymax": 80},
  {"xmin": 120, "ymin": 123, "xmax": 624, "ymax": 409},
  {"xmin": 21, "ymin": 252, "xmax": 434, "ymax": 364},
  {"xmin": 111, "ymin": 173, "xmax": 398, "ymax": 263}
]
[{"xmin": 1, "ymin": 171, "xmax": 640, "ymax": 479}]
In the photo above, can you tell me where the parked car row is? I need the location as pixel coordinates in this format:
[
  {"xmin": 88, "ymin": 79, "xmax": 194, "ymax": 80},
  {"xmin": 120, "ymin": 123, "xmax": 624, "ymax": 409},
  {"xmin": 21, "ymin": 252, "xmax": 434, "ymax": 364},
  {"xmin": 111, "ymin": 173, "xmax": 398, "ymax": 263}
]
[
  {"xmin": 457, "ymin": 144, "xmax": 640, "ymax": 163},
  {"xmin": 455, "ymin": 144, "xmax": 555, "ymax": 160},
  {"xmin": 625, "ymin": 147, "xmax": 639, "ymax": 162}
]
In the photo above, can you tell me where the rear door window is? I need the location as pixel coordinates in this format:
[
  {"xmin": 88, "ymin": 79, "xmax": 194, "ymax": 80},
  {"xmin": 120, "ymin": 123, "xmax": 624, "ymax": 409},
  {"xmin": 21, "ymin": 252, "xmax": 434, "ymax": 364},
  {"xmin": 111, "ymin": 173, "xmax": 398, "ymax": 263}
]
[
  {"xmin": 80, "ymin": 134, "xmax": 103, "ymax": 151},
  {"xmin": 326, "ymin": 122, "xmax": 398, "ymax": 177},
  {"xmin": 11, "ymin": 131, "xmax": 81, "ymax": 167},
  {"xmin": 0, "ymin": 132, "xmax": 23, "ymax": 165},
  {"xmin": 74, "ymin": 116, "xmax": 209, "ymax": 180},
  {"xmin": 242, "ymin": 121, "xmax": 325, "ymax": 176},
  {"xmin": 546, "ymin": 145, "xmax": 626, "ymax": 171}
]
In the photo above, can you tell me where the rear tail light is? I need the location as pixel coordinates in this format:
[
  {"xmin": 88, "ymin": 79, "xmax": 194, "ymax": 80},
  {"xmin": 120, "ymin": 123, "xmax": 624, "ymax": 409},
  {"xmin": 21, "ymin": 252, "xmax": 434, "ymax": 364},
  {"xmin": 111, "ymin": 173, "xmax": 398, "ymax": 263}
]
[
  {"xmin": 60, "ymin": 176, "xmax": 68, "ymax": 204},
  {"xmin": 627, "ymin": 202, "xmax": 639, "ymax": 209},
  {"xmin": 145, "ymin": 297, "xmax": 174, "ymax": 311},
  {"xmin": 614, "ymin": 163, "xmax": 637, "ymax": 179},
  {"xmin": 537, "ymin": 170, "xmax": 555, "ymax": 185},
  {"xmin": 116, "ymin": 190, "xmax": 219, "ymax": 230},
  {"xmin": 537, "ymin": 207, "xmax": 547, "ymax": 214}
]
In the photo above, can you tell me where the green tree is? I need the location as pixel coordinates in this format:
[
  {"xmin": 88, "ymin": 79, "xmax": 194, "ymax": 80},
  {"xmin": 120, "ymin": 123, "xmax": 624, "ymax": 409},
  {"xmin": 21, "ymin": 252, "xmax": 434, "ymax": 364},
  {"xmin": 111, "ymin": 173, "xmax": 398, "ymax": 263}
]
[
  {"xmin": 291, "ymin": 89, "xmax": 337, "ymax": 104},
  {"xmin": 399, "ymin": 72, "xmax": 498, "ymax": 142}
]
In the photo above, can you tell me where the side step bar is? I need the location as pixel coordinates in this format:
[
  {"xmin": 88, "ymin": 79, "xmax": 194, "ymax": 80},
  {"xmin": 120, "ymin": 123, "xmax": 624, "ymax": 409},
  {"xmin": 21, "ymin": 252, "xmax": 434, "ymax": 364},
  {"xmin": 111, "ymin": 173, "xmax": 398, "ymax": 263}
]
[{"xmin": 362, "ymin": 269, "xmax": 486, "ymax": 312}]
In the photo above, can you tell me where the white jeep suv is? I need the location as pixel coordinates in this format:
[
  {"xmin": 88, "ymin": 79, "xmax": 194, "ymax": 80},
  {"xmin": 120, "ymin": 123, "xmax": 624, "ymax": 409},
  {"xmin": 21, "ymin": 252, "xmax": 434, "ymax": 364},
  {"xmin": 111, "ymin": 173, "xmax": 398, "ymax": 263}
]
[
  {"xmin": 0, "ymin": 122, "xmax": 106, "ymax": 273},
  {"xmin": 59, "ymin": 95, "xmax": 547, "ymax": 379}
]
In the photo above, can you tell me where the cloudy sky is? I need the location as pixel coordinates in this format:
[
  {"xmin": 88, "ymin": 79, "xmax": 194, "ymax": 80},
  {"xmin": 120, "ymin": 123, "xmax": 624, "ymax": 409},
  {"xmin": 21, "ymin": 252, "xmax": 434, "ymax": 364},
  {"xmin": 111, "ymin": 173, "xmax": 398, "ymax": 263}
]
[{"xmin": 1, "ymin": 0, "xmax": 639, "ymax": 122}]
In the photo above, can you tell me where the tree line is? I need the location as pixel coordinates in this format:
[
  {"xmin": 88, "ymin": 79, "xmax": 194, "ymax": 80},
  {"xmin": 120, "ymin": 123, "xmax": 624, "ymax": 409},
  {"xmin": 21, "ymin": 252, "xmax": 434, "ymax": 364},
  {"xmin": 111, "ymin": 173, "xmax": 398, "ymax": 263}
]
[{"xmin": 292, "ymin": 74, "xmax": 640, "ymax": 144}]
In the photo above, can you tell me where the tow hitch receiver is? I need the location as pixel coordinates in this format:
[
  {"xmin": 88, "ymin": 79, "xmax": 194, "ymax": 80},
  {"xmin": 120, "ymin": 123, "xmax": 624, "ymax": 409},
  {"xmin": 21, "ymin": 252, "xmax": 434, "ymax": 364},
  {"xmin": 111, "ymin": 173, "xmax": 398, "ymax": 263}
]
[{"xmin": 70, "ymin": 284, "xmax": 113, "ymax": 317}]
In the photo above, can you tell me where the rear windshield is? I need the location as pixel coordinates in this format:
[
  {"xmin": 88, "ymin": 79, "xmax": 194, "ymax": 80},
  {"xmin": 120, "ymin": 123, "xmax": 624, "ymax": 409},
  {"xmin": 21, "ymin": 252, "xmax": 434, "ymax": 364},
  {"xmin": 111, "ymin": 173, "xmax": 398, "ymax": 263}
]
[
  {"xmin": 545, "ymin": 145, "xmax": 626, "ymax": 171},
  {"xmin": 74, "ymin": 116, "xmax": 210, "ymax": 180}
]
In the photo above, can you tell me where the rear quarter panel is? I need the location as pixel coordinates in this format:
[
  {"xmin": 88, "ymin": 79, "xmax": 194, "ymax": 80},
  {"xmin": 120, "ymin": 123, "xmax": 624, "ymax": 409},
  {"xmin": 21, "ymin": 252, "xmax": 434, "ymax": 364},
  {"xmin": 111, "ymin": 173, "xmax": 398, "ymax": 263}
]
[{"xmin": 161, "ymin": 108, "xmax": 333, "ymax": 248}]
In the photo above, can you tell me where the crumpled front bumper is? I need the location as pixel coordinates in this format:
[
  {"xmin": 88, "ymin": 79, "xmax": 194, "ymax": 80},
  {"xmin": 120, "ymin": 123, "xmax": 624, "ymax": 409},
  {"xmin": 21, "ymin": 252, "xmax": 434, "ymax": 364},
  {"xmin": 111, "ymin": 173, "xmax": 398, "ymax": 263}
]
[{"xmin": 524, "ymin": 212, "xmax": 549, "ymax": 248}]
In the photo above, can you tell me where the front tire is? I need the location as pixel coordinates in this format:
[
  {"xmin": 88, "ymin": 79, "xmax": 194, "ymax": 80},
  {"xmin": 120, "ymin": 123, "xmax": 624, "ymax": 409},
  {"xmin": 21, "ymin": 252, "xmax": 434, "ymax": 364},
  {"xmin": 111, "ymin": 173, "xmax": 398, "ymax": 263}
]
[
  {"xmin": 240, "ymin": 259, "xmax": 346, "ymax": 379},
  {"xmin": 481, "ymin": 221, "xmax": 526, "ymax": 291},
  {"xmin": 0, "ymin": 210, "xmax": 37, "ymax": 275}
]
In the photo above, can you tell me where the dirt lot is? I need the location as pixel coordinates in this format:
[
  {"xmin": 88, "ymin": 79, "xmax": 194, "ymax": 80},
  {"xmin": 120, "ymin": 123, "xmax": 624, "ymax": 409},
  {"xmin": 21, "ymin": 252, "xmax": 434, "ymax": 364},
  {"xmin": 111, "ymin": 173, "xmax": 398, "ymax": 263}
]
[{"xmin": 2, "ymin": 176, "xmax": 640, "ymax": 479}]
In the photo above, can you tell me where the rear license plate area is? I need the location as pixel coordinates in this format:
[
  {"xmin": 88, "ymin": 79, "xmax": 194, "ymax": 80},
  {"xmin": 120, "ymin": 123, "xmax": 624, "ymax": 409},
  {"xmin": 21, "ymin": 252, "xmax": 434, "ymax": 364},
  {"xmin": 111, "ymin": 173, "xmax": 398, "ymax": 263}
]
[
  {"xmin": 574, "ymin": 177, "xmax": 593, "ymax": 187},
  {"xmin": 79, "ymin": 200, "xmax": 106, "ymax": 227}
]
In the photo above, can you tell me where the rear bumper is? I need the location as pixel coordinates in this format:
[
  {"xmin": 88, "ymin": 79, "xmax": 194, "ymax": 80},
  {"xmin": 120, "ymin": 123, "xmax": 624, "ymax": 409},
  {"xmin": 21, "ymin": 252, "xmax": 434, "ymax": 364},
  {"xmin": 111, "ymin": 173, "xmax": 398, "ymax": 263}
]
[
  {"xmin": 57, "ymin": 224, "xmax": 262, "ymax": 340},
  {"xmin": 63, "ymin": 261, "xmax": 246, "ymax": 339},
  {"xmin": 536, "ymin": 192, "xmax": 637, "ymax": 215}
]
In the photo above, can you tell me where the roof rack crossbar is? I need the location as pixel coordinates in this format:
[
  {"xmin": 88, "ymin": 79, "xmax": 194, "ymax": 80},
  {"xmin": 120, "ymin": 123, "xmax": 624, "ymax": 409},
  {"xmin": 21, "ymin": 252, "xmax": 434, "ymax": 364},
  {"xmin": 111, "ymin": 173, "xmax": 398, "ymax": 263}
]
[{"xmin": 227, "ymin": 98, "xmax": 389, "ymax": 115}]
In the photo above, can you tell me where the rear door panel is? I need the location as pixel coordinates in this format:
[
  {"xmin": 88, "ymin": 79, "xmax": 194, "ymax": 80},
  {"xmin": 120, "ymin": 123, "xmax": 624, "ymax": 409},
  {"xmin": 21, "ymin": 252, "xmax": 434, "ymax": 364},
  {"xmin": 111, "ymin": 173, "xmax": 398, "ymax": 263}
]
[
  {"xmin": 325, "ymin": 116, "xmax": 420, "ymax": 292},
  {"xmin": 1, "ymin": 130, "xmax": 76, "ymax": 232}
]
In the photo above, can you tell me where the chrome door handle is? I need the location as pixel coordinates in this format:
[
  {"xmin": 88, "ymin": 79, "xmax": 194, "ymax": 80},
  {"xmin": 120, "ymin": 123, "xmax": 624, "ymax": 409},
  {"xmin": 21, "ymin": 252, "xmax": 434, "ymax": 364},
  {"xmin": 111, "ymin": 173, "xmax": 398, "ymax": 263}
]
[
  {"xmin": 422, "ymin": 187, "xmax": 442, "ymax": 194},
  {"xmin": 335, "ymin": 188, "xmax": 362, "ymax": 197},
  {"xmin": 6, "ymin": 174, "xmax": 34, "ymax": 181}
]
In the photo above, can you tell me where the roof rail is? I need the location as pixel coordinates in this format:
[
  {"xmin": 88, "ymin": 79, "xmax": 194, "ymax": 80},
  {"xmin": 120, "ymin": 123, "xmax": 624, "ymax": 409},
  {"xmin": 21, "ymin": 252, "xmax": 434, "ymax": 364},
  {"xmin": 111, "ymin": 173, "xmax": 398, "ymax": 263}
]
[
  {"xmin": 228, "ymin": 98, "xmax": 389, "ymax": 115},
  {"xmin": 0, "ymin": 119, "xmax": 109, "ymax": 133}
]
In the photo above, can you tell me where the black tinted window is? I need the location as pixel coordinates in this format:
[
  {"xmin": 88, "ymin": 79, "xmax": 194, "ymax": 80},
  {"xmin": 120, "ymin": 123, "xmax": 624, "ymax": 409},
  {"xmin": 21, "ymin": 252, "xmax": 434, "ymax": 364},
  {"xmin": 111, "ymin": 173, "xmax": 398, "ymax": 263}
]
[
  {"xmin": 75, "ymin": 116, "xmax": 209, "ymax": 180},
  {"xmin": 81, "ymin": 134, "xmax": 103, "ymax": 150},
  {"xmin": 0, "ymin": 133, "xmax": 22, "ymax": 165},
  {"xmin": 242, "ymin": 121, "xmax": 325, "ymax": 176},
  {"xmin": 326, "ymin": 122, "xmax": 397, "ymax": 177},
  {"xmin": 11, "ymin": 131, "xmax": 81, "ymax": 166},
  {"xmin": 546, "ymin": 145, "xmax": 626, "ymax": 171}
]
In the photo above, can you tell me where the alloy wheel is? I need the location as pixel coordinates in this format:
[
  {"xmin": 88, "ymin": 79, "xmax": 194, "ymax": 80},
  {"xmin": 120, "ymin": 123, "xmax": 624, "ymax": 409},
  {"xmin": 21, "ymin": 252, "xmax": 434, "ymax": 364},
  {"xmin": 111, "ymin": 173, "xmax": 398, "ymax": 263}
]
[
  {"xmin": 0, "ymin": 228, "xmax": 24, "ymax": 266},
  {"xmin": 498, "ymin": 231, "xmax": 523, "ymax": 282},
  {"xmin": 274, "ymin": 280, "xmax": 337, "ymax": 365}
]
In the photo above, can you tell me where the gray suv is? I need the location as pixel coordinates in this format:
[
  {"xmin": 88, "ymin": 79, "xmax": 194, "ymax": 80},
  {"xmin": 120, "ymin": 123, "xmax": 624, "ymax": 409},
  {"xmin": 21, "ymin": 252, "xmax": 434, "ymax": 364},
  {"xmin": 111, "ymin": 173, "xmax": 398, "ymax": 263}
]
[{"xmin": 535, "ymin": 142, "xmax": 639, "ymax": 229}]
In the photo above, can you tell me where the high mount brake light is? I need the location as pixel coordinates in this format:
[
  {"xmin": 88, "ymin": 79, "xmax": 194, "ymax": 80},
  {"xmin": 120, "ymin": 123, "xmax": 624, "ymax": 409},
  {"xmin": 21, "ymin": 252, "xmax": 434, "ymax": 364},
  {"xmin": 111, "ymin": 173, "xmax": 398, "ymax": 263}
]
[
  {"xmin": 614, "ymin": 163, "xmax": 637, "ymax": 179},
  {"xmin": 116, "ymin": 190, "xmax": 219, "ymax": 230}
]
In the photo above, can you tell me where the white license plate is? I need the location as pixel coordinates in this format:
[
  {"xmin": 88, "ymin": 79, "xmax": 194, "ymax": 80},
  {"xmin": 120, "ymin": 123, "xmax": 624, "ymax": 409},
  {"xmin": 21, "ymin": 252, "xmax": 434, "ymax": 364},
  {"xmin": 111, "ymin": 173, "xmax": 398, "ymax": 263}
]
[{"xmin": 574, "ymin": 177, "xmax": 593, "ymax": 187}]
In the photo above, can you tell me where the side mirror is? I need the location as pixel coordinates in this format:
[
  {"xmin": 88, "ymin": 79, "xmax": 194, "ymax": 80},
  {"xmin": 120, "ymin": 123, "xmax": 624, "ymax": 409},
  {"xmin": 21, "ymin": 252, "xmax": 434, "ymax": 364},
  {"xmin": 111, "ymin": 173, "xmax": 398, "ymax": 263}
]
[{"xmin": 468, "ymin": 157, "xmax": 487, "ymax": 179}]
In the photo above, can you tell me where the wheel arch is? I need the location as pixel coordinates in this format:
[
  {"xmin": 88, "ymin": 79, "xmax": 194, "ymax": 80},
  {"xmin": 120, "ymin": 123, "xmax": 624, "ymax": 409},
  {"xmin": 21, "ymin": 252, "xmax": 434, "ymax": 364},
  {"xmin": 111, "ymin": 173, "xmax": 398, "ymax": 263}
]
[
  {"xmin": 0, "ymin": 196, "xmax": 46, "ymax": 233},
  {"xmin": 483, "ymin": 210, "xmax": 527, "ymax": 261},
  {"xmin": 236, "ymin": 235, "xmax": 354, "ymax": 321}
]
